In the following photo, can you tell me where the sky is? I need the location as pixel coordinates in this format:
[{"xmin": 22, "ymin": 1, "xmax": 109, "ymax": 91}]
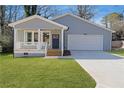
[
  {"xmin": 8, "ymin": 5, "xmax": 124, "ymax": 25},
  {"xmin": 55, "ymin": 5, "xmax": 124, "ymax": 25},
  {"xmin": 93, "ymin": 5, "xmax": 124, "ymax": 24}
]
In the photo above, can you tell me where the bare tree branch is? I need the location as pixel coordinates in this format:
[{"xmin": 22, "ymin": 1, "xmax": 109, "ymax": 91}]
[{"xmin": 70, "ymin": 5, "xmax": 96, "ymax": 20}]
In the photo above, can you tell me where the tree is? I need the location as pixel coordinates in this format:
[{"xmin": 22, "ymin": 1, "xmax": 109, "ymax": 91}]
[
  {"xmin": 101, "ymin": 12, "xmax": 124, "ymax": 40},
  {"xmin": 70, "ymin": 5, "xmax": 96, "ymax": 20},
  {"xmin": 37, "ymin": 5, "xmax": 60, "ymax": 19},
  {"xmin": 111, "ymin": 21, "xmax": 124, "ymax": 40},
  {"xmin": 102, "ymin": 13, "xmax": 123, "ymax": 40},
  {"xmin": 24, "ymin": 5, "xmax": 37, "ymax": 17},
  {"xmin": 0, "ymin": 7, "xmax": 1, "ymax": 47},
  {"xmin": 0, "ymin": 5, "xmax": 5, "ymax": 34},
  {"xmin": 0, "ymin": 6, "xmax": 6, "ymax": 51},
  {"xmin": 32, "ymin": 5, "xmax": 37, "ymax": 15},
  {"xmin": 24, "ymin": 5, "xmax": 60, "ymax": 19},
  {"xmin": 5, "ymin": 6, "xmax": 22, "ymax": 22},
  {"xmin": 0, "ymin": 5, "xmax": 21, "ymax": 52},
  {"xmin": 0, "ymin": 32, "xmax": 12, "ymax": 48},
  {"xmin": 101, "ymin": 12, "xmax": 123, "ymax": 28}
]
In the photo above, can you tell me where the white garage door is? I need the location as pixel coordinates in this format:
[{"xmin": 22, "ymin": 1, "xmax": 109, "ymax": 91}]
[{"xmin": 68, "ymin": 35, "xmax": 103, "ymax": 50}]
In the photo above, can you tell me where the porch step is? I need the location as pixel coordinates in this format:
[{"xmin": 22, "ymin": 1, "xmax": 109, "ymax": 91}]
[{"xmin": 47, "ymin": 49, "xmax": 61, "ymax": 56}]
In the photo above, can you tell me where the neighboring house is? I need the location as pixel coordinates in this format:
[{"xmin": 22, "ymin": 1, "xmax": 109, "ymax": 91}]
[{"xmin": 9, "ymin": 13, "xmax": 114, "ymax": 57}]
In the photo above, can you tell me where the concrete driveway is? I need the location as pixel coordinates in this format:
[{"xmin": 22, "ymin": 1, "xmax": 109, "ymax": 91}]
[{"xmin": 71, "ymin": 51, "xmax": 124, "ymax": 88}]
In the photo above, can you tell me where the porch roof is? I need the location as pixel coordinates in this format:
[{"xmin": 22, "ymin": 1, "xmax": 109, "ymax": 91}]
[{"xmin": 8, "ymin": 15, "xmax": 68, "ymax": 30}]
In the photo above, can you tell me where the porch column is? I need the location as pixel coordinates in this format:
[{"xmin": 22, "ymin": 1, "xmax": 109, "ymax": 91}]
[
  {"xmin": 61, "ymin": 29, "xmax": 64, "ymax": 56},
  {"xmin": 38, "ymin": 29, "xmax": 40, "ymax": 42},
  {"xmin": 38, "ymin": 29, "xmax": 41, "ymax": 50},
  {"xmin": 14, "ymin": 28, "xmax": 17, "ymax": 51}
]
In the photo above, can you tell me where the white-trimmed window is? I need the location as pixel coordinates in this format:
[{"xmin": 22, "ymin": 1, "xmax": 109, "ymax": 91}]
[
  {"xmin": 34, "ymin": 32, "xmax": 38, "ymax": 42},
  {"xmin": 25, "ymin": 31, "xmax": 38, "ymax": 42},
  {"xmin": 26, "ymin": 32, "xmax": 32, "ymax": 42}
]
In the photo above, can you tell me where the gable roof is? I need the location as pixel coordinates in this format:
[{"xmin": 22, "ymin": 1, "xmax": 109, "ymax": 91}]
[
  {"xmin": 52, "ymin": 13, "xmax": 115, "ymax": 32},
  {"xmin": 9, "ymin": 15, "xmax": 68, "ymax": 30}
]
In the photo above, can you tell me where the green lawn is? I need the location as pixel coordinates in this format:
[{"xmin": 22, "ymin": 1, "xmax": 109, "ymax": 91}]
[
  {"xmin": 111, "ymin": 49, "xmax": 124, "ymax": 56},
  {"xmin": 0, "ymin": 53, "xmax": 96, "ymax": 88}
]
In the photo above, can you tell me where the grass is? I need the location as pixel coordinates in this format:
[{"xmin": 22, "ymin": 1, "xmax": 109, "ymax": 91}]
[
  {"xmin": 111, "ymin": 49, "xmax": 124, "ymax": 56},
  {"xmin": 0, "ymin": 53, "xmax": 96, "ymax": 88}
]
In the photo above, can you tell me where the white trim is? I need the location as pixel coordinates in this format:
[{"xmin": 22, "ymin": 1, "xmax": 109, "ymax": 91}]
[
  {"xmin": 9, "ymin": 15, "xmax": 68, "ymax": 30},
  {"xmin": 61, "ymin": 29, "xmax": 64, "ymax": 56},
  {"xmin": 14, "ymin": 28, "xmax": 16, "ymax": 50},
  {"xmin": 45, "ymin": 42, "xmax": 47, "ymax": 57},
  {"xmin": 24, "ymin": 31, "xmax": 32, "ymax": 42},
  {"xmin": 51, "ymin": 13, "xmax": 115, "ymax": 33},
  {"xmin": 38, "ymin": 29, "xmax": 40, "ymax": 43},
  {"xmin": 24, "ymin": 30, "xmax": 39, "ymax": 43},
  {"xmin": 110, "ymin": 33, "xmax": 112, "ymax": 51},
  {"xmin": 24, "ymin": 30, "xmax": 26, "ymax": 42},
  {"xmin": 41, "ymin": 31, "xmax": 51, "ymax": 47},
  {"xmin": 50, "ymin": 32, "xmax": 52, "ymax": 49},
  {"xmin": 32, "ymin": 32, "xmax": 34, "ymax": 42}
]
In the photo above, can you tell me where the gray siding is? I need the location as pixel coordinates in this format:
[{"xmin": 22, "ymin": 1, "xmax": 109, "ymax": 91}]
[
  {"xmin": 17, "ymin": 30, "xmax": 24, "ymax": 42},
  {"xmin": 15, "ymin": 18, "xmax": 62, "ymax": 29},
  {"xmin": 53, "ymin": 15, "xmax": 112, "ymax": 51}
]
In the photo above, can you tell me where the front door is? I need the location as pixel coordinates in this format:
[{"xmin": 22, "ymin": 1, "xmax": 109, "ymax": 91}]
[{"xmin": 52, "ymin": 34, "xmax": 59, "ymax": 49}]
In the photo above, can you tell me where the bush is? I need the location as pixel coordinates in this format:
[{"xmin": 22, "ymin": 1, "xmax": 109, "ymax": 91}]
[
  {"xmin": 2, "ymin": 47, "xmax": 13, "ymax": 53},
  {"xmin": 63, "ymin": 50, "xmax": 71, "ymax": 56}
]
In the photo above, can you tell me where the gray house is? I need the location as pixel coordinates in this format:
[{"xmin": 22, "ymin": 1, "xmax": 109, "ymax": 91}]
[{"xmin": 9, "ymin": 13, "xmax": 114, "ymax": 57}]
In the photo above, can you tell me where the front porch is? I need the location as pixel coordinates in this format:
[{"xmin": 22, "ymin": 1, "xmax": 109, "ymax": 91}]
[{"xmin": 14, "ymin": 29, "xmax": 64, "ymax": 57}]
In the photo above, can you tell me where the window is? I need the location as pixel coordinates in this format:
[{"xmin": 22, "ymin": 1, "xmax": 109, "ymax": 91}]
[
  {"xmin": 25, "ymin": 31, "xmax": 38, "ymax": 42},
  {"xmin": 43, "ymin": 32, "xmax": 50, "ymax": 45},
  {"xmin": 27, "ymin": 32, "xmax": 32, "ymax": 42},
  {"xmin": 34, "ymin": 32, "xmax": 38, "ymax": 42}
]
